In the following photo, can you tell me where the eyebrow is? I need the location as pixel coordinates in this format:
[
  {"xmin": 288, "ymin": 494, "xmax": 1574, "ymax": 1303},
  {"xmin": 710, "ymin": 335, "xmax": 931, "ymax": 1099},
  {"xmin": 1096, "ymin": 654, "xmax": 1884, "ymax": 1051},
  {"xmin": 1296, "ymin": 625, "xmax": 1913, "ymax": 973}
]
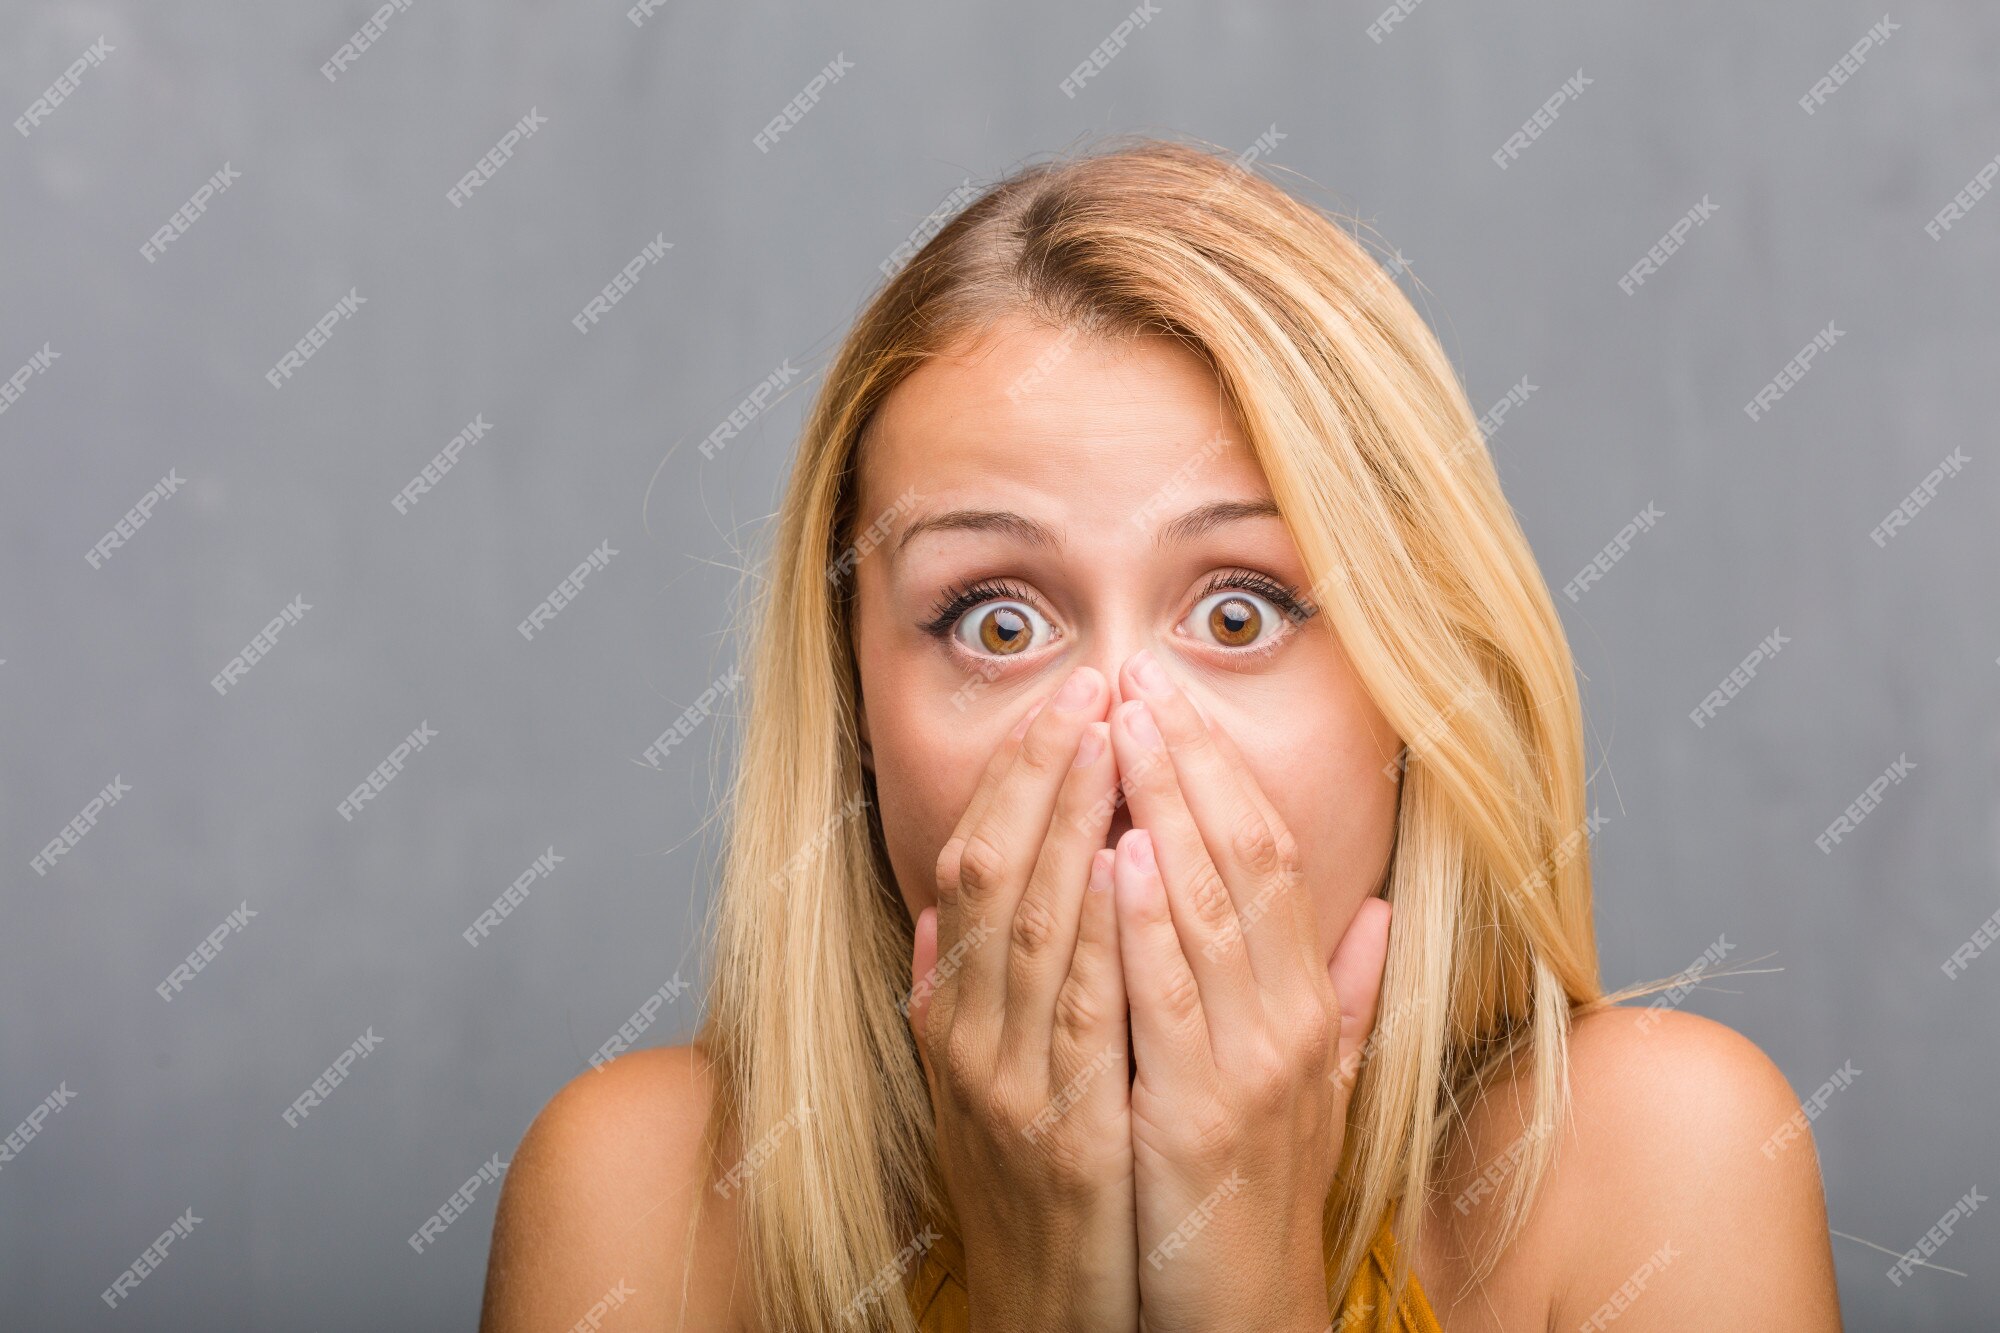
[{"xmin": 892, "ymin": 497, "xmax": 1283, "ymax": 562}]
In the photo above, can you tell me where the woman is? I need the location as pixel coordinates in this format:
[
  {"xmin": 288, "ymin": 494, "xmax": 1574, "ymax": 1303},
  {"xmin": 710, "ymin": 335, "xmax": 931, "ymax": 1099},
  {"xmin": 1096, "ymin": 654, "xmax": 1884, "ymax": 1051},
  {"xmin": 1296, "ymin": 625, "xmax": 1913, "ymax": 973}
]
[{"xmin": 479, "ymin": 139, "xmax": 1843, "ymax": 1331}]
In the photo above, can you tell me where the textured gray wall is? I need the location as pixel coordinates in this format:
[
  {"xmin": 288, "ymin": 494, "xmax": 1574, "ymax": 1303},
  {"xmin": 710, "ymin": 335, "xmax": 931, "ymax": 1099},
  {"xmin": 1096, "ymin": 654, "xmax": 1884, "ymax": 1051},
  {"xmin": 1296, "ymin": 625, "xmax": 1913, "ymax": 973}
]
[{"xmin": 3, "ymin": 1, "xmax": 1996, "ymax": 1328}]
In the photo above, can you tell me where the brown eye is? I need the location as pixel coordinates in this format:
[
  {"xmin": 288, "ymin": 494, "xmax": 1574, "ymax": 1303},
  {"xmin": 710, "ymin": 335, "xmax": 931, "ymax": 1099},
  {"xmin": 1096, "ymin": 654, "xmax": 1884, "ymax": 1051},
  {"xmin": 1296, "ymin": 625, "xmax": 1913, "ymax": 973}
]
[
  {"xmin": 1185, "ymin": 590, "xmax": 1279, "ymax": 651},
  {"xmin": 954, "ymin": 601, "xmax": 1051, "ymax": 657}
]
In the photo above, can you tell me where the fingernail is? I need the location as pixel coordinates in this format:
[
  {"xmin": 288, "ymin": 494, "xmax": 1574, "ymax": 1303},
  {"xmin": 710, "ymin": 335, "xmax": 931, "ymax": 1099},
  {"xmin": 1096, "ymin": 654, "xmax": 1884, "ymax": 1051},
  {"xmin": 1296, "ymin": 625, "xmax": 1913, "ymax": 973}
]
[
  {"xmin": 1010, "ymin": 697, "xmax": 1047, "ymax": 740},
  {"xmin": 1054, "ymin": 666, "xmax": 1098, "ymax": 712},
  {"xmin": 1130, "ymin": 649, "xmax": 1171, "ymax": 699},
  {"xmin": 1089, "ymin": 848, "xmax": 1113, "ymax": 893},
  {"xmin": 1125, "ymin": 828, "xmax": 1154, "ymax": 871},
  {"xmin": 1072, "ymin": 725, "xmax": 1105, "ymax": 768},
  {"xmin": 1126, "ymin": 700, "xmax": 1162, "ymax": 749}
]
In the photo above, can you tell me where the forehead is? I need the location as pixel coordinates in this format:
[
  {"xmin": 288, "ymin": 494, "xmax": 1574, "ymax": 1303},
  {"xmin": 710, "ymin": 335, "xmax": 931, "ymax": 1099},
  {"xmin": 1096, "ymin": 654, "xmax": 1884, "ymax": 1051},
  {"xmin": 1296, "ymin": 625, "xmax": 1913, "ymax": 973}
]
[{"xmin": 856, "ymin": 314, "xmax": 1275, "ymax": 531}]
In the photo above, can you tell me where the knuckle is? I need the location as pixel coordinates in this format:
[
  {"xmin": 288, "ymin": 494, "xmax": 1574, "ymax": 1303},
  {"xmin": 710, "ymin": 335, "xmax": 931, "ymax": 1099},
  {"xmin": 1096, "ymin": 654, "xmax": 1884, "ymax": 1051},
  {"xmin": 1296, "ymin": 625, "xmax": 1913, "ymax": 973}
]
[
  {"xmin": 1157, "ymin": 964, "xmax": 1204, "ymax": 1031},
  {"xmin": 1009, "ymin": 891, "xmax": 1060, "ymax": 959},
  {"xmin": 1230, "ymin": 805, "xmax": 1283, "ymax": 880},
  {"xmin": 941, "ymin": 1022, "xmax": 984, "ymax": 1107},
  {"xmin": 1051, "ymin": 974, "xmax": 1103, "ymax": 1038},
  {"xmin": 1185, "ymin": 861, "xmax": 1236, "ymax": 935},
  {"xmin": 957, "ymin": 831, "xmax": 1011, "ymax": 904},
  {"xmin": 933, "ymin": 839, "xmax": 963, "ymax": 902}
]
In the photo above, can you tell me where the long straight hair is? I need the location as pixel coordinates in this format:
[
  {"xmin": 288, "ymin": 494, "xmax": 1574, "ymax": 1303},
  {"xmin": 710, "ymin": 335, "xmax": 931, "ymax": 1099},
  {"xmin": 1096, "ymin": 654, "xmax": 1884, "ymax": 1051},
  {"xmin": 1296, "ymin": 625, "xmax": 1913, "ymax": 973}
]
[{"xmin": 688, "ymin": 135, "xmax": 1646, "ymax": 1330}]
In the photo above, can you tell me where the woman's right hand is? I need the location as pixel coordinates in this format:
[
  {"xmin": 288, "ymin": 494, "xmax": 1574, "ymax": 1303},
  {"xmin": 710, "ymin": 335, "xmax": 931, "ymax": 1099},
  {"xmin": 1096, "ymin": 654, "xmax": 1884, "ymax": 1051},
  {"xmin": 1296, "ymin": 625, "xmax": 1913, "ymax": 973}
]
[{"xmin": 907, "ymin": 663, "xmax": 1139, "ymax": 1333}]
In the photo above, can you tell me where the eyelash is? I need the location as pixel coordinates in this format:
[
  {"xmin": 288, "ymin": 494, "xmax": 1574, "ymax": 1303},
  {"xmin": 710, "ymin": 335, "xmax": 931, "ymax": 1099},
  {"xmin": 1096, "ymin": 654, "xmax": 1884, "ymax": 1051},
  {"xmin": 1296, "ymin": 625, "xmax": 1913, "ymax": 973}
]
[{"xmin": 918, "ymin": 569, "xmax": 1318, "ymax": 648}]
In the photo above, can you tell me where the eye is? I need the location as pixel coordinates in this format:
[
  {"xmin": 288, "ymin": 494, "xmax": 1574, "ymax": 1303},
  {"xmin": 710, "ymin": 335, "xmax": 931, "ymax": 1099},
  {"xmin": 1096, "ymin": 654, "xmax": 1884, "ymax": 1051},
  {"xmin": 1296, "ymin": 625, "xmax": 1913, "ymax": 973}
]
[
  {"xmin": 1181, "ymin": 570, "xmax": 1316, "ymax": 654},
  {"xmin": 920, "ymin": 578, "xmax": 1059, "ymax": 659},
  {"xmin": 954, "ymin": 599, "xmax": 1054, "ymax": 657}
]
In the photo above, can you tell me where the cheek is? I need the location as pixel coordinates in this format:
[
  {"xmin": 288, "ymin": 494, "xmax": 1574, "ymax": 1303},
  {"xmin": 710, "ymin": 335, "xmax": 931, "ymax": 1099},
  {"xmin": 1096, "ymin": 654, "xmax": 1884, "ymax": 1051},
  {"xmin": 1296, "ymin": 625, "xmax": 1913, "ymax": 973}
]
[
  {"xmin": 867, "ymin": 704, "xmax": 1004, "ymax": 920},
  {"xmin": 1196, "ymin": 689, "xmax": 1401, "ymax": 965}
]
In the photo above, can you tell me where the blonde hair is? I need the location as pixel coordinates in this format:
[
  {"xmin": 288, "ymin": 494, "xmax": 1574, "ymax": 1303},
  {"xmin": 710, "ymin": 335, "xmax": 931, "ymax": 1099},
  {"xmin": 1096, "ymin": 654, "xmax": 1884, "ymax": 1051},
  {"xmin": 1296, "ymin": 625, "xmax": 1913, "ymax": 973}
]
[{"xmin": 688, "ymin": 134, "xmax": 1652, "ymax": 1329}]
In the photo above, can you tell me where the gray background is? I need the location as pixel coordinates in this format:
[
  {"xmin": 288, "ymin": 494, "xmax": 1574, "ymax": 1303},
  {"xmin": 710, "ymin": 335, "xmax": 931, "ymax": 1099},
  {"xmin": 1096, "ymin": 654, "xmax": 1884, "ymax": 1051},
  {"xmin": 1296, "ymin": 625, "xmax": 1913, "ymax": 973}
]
[{"xmin": 3, "ymin": 1, "xmax": 1996, "ymax": 1328}]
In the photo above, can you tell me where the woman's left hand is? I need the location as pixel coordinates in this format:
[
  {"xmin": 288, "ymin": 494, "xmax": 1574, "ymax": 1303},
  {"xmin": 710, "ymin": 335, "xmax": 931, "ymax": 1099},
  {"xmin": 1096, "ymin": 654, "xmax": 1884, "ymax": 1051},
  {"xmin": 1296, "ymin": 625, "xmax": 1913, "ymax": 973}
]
[{"xmin": 1106, "ymin": 649, "xmax": 1393, "ymax": 1333}]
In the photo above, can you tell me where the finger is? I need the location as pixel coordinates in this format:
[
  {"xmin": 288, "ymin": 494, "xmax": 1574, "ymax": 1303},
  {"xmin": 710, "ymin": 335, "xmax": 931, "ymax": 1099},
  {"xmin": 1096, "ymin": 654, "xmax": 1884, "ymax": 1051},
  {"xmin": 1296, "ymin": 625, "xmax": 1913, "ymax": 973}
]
[
  {"xmin": 1113, "ymin": 828, "xmax": 1214, "ymax": 1088},
  {"xmin": 1327, "ymin": 898, "xmax": 1393, "ymax": 1095},
  {"xmin": 907, "ymin": 904, "xmax": 942, "ymax": 1086},
  {"xmin": 1202, "ymin": 713, "xmax": 1330, "ymax": 999},
  {"xmin": 1039, "ymin": 847, "xmax": 1130, "ymax": 1141},
  {"xmin": 1107, "ymin": 697, "xmax": 1263, "ymax": 1040},
  {"xmin": 951, "ymin": 667, "xmax": 1108, "ymax": 1022},
  {"xmin": 929, "ymin": 690, "xmax": 1056, "ymax": 1031},
  {"xmin": 1120, "ymin": 649, "xmax": 1318, "ymax": 1007},
  {"xmin": 1000, "ymin": 719, "xmax": 1119, "ymax": 1067}
]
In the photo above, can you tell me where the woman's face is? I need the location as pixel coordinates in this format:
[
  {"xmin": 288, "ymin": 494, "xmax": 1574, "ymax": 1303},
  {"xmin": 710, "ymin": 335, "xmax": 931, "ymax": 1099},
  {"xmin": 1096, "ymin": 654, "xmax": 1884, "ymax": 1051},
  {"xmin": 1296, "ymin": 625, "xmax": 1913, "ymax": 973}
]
[{"xmin": 848, "ymin": 312, "xmax": 1403, "ymax": 968}]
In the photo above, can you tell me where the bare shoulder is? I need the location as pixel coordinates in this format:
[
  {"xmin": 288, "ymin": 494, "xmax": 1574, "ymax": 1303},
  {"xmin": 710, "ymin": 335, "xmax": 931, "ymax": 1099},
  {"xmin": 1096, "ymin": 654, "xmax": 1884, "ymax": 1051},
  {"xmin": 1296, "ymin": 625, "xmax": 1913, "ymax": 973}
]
[
  {"xmin": 1417, "ymin": 1005, "xmax": 1842, "ymax": 1331},
  {"xmin": 478, "ymin": 1044, "xmax": 751, "ymax": 1333}
]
